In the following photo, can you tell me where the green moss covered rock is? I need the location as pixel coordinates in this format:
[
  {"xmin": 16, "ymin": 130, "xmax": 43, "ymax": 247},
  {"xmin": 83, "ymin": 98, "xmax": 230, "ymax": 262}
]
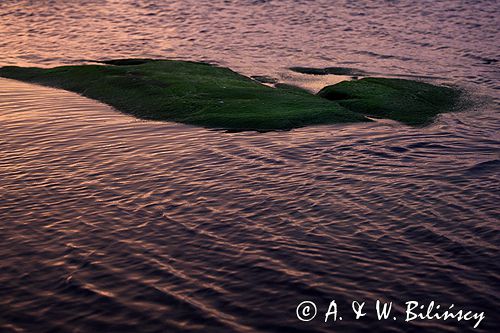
[
  {"xmin": 0, "ymin": 59, "xmax": 463, "ymax": 130},
  {"xmin": 0, "ymin": 59, "xmax": 367, "ymax": 131},
  {"xmin": 317, "ymin": 78, "xmax": 462, "ymax": 125}
]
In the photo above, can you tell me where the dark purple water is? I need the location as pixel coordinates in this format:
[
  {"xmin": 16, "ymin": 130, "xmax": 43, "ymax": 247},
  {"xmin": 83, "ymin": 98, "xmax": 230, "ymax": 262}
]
[{"xmin": 0, "ymin": 1, "xmax": 499, "ymax": 332}]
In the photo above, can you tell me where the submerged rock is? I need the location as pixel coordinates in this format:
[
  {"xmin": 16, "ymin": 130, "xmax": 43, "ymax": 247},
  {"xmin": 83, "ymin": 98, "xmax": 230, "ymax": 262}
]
[
  {"xmin": 250, "ymin": 75, "xmax": 278, "ymax": 84},
  {"xmin": 289, "ymin": 66, "xmax": 367, "ymax": 76},
  {"xmin": 0, "ymin": 59, "xmax": 463, "ymax": 130}
]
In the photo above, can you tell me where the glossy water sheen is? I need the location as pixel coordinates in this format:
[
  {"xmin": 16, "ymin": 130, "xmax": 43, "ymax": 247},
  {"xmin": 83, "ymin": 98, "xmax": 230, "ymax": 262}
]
[{"xmin": 0, "ymin": 1, "xmax": 499, "ymax": 332}]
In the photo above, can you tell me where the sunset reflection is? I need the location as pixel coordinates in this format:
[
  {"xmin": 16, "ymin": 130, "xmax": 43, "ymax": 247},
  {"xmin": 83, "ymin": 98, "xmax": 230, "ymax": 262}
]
[{"xmin": 0, "ymin": 1, "xmax": 498, "ymax": 333}]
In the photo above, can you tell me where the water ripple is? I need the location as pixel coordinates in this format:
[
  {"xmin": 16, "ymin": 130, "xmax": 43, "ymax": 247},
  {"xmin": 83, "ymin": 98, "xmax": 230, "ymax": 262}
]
[{"xmin": 0, "ymin": 77, "xmax": 498, "ymax": 332}]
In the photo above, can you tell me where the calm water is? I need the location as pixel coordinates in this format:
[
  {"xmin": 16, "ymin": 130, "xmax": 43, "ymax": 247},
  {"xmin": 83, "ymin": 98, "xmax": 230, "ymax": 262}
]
[{"xmin": 0, "ymin": 1, "xmax": 499, "ymax": 332}]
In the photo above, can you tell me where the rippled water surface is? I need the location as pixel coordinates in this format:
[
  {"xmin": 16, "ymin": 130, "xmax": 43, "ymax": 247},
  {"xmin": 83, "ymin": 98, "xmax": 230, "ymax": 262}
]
[{"xmin": 0, "ymin": 1, "xmax": 499, "ymax": 332}]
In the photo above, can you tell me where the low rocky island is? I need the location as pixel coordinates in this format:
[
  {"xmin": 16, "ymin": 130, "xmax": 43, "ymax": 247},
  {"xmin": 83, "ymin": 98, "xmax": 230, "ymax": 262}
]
[{"xmin": 0, "ymin": 59, "xmax": 463, "ymax": 130}]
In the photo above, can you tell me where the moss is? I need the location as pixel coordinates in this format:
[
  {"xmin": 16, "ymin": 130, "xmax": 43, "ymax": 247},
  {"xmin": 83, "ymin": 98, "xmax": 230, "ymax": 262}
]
[
  {"xmin": 317, "ymin": 78, "xmax": 463, "ymax": 125},
  {"xmin": 98, "ymin": 59, "xmax": 159, "ymax": 66},
  {"xmin": 0, "ymin": 59, "xmax": 367, "ymax": 131},
  {"xmin": 0, "ymin": 59, "xmax": 464, "ymax": 130}
]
